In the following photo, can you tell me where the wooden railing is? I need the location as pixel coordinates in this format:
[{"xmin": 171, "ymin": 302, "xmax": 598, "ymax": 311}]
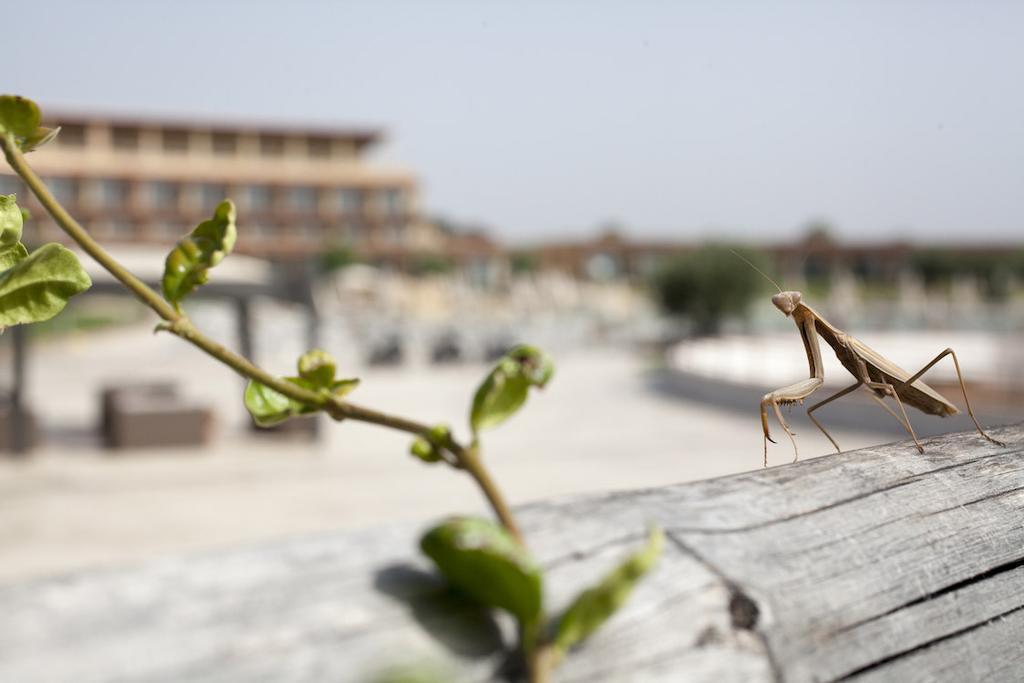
[{"xmin": 1, "ymin": 424, "xmax": 1021, "ymax": 682}]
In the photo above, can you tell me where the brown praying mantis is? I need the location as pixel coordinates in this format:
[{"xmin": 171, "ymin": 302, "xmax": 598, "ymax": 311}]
[{"xmin": 737, "ymin": 254, "xmax": 1006, "ymax": 467}]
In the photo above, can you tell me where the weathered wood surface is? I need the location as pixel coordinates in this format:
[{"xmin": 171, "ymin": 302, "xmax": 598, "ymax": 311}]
[{"xmin": 1, "ymin": 424, "xmax": 1022, "ymax": 682}]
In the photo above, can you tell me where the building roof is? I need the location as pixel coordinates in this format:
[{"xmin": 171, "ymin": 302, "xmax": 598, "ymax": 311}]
[{"xmin": 43, "ymin": 107, "xmax": 384, "ymax": 150}]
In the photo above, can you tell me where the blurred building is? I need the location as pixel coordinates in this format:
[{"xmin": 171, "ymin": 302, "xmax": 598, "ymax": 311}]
[
  {"xmin": 0, "ymin": 110, "xmax": 448, "ymax": 264},
  {"xmin": 529, "ymin": 229, "xmax": 680, "ymax": 281},
  {"xmin": 526, "ymin": 228, "xmax": 1022, "ymax": 289}
]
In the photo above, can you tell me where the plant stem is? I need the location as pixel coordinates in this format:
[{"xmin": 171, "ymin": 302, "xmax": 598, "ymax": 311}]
[
  {"xmin": 2, "ymin": 136, "xmax": 523, "ymax": 543},
  {"xmin": 3, "ymin": 135, "xmax": 181, "ymax": 323},
  {"xmin": 528, "ymin": 644, "xmax": 555, "ymax": 683},
  {"xmin": 324, "ymin": 405, "xmax": 524, "ymax": 543},
  {"xmin": 457, "ymin": 443, "xmax": 524, "ymax": 544}
]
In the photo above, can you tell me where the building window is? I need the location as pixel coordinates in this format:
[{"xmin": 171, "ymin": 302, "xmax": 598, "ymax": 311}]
[
  {"xmin": 242, "ymin": 184, "xmax": 274, "ymax": 212},
  {"xmin": 97, "ymin": 179, "xmax": 129, "ymax": 207},
  {"xmin": 259, "ymin": 134, "xmax": 284, "ymax": 157},
  {"xmin": 58, "ymin": 123, "xmax": 86, "ymax": 147},
  {"xmin": 112, "ymin": 126, "xmax": 139, "ymax": 150},
  {"xmin": 329, "ymin": 187, "xmax": 363, "ymax": 213},
  {"xmin": 0, "ymin": 174, "xmax": 23, "ymax": 196},
  {"xmin": 162, "ymin": 128, "xmax": 189, "ymax": 153},
  {"xmin": 46, "ymin": 177, "xmax": 79, "ymax": 205},
  {"xmin": 298, "ymin": 223, "xmax": 320, "ymax": 241},
  {"xmin": 212, "ymin": 132, "xmax": 237, "ymax": 155},
  {"xmin": 381, "ymin": 188, "xmax": 404, "ymax": 215},
  {"xmin": 307, "ymin": 136, "xmax": 332, "ymax": 158},
  {"xmin": 147, "ymin": 181, "xmax": 180, "ymax": 210},
  {"xmin": 198, "ymin": 183, "xmax": 227, "ymax": 210},
  {"xmin": 285, "ymin": 186, "xmax": 317, "ymax": 213}
]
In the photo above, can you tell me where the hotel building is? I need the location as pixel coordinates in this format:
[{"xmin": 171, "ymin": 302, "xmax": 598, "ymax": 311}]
[{"xmin": 0, "ymin": 110, "xmax": 446, "ymax": 263}]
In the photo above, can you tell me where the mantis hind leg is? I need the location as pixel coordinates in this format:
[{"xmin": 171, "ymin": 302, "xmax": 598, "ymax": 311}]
[
  {"xmin": 863, "ymin": 389, "xmax": 914, "ymax": 434},
  {"xmin": 806, "ymin": 381, "xmax": 862, "ymax": 453},
  {"xmin": 854, "ymin": 359, "xmax": 925, "ymax": 453},
  {"xmin": 896, "ymin": 348, "xmax": 1006, "ymax": 447},
  {"xmin": 866, "ymin": 382, "xmax": 925, "ymax": 453}
]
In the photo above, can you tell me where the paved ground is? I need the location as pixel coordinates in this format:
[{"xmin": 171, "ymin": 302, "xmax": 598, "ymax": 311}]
[{"xmin": 0, "ymin": 313, "xmax": 890, "ymax": 583}]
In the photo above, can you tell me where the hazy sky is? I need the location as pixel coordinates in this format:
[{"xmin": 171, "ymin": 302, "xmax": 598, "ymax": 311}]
[{"xmin": 6, "ymin": 1, "xmax": 1024, "ymax": 244}]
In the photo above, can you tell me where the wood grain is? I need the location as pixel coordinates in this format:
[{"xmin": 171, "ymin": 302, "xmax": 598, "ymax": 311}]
[{"xmin": 1, "ymin": 424, "xmax": 1021, "ymax": 682}]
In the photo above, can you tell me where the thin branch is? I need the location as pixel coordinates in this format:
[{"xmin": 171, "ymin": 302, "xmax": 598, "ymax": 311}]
[
  {"xmin": 455, "ymin": 443, "xmax": 524, "ymax": 543},
  {"xmin": 3, "ymin": 134, "xmax": 180, "ymax": 323},
  {"xmin": 1, "ymin": 135, "xmax": 524, "ymax": 544}
]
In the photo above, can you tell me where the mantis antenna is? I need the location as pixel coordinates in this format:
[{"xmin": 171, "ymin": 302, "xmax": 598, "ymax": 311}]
[{"xmin": 729, "ymin": 248, "xmax": 783, "ymax": 293}]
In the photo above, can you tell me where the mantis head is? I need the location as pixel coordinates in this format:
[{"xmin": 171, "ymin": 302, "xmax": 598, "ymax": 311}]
[{"xmin": 771, "ymin": 291, "xmax": 802, "ymax": 316}]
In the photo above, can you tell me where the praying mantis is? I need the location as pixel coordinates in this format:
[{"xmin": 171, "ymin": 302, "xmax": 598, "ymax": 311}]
[{"xmin": 740, "ymin": 255, "xmax": 1007, "ymax": 467}]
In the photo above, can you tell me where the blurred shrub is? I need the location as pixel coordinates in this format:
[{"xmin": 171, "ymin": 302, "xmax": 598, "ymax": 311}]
[
  {"xmin": 510, "ymin": 250, "xmax": 538, "ymax": 274},
  {"xmin": 911, "ymin": 249, "xmax": 1024, "ymax": 300},
  {"xmin": 650, "ymin": 245, "xmax": 768, "ymax": 334},
  {"xmin": 318, "ymin": 243, "xmax": 357, "ymax": 274},
  {"xmin": 410, "ymin": 253, "xmax": 453, "ymax": 276}
]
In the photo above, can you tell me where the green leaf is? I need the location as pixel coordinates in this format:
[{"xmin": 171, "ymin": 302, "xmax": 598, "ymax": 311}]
[
  {"xmin": 0, "ymin": 96, "xmax": 58, "ymax": 153},
  {"xmin": 283, "ymin": 376, "xmax": 321, "ymax": 415},
  {"xmin": 161, "ymin": 200, "xmax": 236, "ymax": 309},
  {"xmin": 331, "ymin": 377, "xmax": 360, "ymax": 398},
  {"xmin": 409, "ymin": 424, "xmax": 450, "ymax": 464},
  {"xmin": 294, "ymin": 349, "xmax": 359, "ymax": 400},
  {"xmin": 421, "ymin": 516, "xmax": 543, "ymax": 623},
  {"xmin": 0, "ymin": 243, "xmax": 91, "ymax": 328},
  {"xmin": 244, "ymin": 377, "xmax": 318, "ymax": 425},
  {"xmin": 244, "ymin": 349, "xmax": 360, "ymax": 427},
  {"xmin": 298, "ymin": 348, "xmax": 336, "ymax": 389},
  {"xmin": 470, "ymin": 345, "xmax": 554, "ymax": 434},
  {"xmin": 0, "ymin": 242, "xmax": 29, "ymax": 272},
  {"xmin": 554, "ymin": 526, "xmax": 664, "ymax": 654},
  {"xmin": 0, "ymin": 195, "xmax": 28, "ymax": 270},
  {"xmin": 243, "ymin": 380, "xmax": 292, "ymax": 426},
  {"xmin": 410, "ymin": 438, "xmax": 442, "ymax": 463},
  {"xmin": 0, "ymin": 95, "xmax": 41, "ymax": 139},
  {"xmin": 0, "ymin": 195, "xmax": 24, "ymax": 247},
  {"xmin": 21, "ymin": 125, "xmax": 59, "ymax": 152}
]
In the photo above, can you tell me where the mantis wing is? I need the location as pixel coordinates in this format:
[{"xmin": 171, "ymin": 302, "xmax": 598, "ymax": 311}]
[{"xmin": 845, "ymin": 336, "xmax": 959, "ymax": 417}]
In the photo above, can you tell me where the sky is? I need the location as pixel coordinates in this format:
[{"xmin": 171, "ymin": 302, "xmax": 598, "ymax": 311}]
[{"xmin": 5, "ymin": 0, "xmax": 1024, "ymax": 244}]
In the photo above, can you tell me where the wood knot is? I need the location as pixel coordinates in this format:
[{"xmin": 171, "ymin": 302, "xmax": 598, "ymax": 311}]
[{"xmin": 728, "ymin": 585, "xmax": 760, "ymax": 630}]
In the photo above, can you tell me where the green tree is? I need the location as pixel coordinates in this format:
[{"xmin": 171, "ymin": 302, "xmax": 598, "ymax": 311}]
[
  {"xmin": 650, "ymin": 245, "xmax": 768, "ymax": 334},
  {"xmin": 409, "ymin": 252, "xmax": 452, "ymax": 276},
  {"xmin": 318, "ymin": 243, "xmax": 357, "ymax": 274},
  {"xmin": 510, "ymin": 250, "xmax": 538, "ymax": 274}
]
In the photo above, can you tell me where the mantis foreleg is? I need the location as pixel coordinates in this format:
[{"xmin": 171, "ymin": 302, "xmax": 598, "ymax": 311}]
[
  {"xmin": 761, "ymin": 312, "xmax": 825, "ymax": 466},
  {"xmin": 761, "ymin": 376, "xmax": 823, "ymax": 466}
]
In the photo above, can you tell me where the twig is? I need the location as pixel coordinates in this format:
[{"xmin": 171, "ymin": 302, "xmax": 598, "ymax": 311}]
[{"xmin": 1, "ymin": 135, "xmax": 524, "ymax": 545}]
